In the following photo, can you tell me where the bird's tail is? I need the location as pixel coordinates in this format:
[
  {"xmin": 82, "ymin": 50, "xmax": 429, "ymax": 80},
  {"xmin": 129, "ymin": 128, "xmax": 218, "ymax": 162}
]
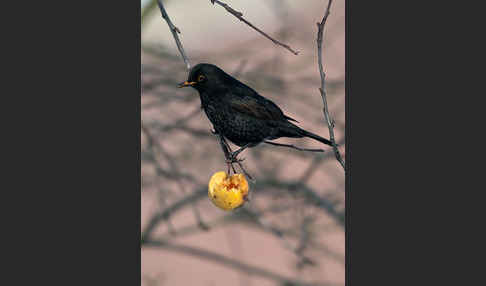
[
  {"xmin": 298, "ymin": 129, "xmax": 334, "ymax": 147},
  {"xmin": 276, "ymin": 122, "xmax": 334, "ymax": 147}
]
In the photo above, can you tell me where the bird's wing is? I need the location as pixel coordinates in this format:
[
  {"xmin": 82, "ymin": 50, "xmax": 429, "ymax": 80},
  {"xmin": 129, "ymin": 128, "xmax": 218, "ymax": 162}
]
[{"xmin": 228, "ymin": 86, "xmax": 299, "ymax": 122}]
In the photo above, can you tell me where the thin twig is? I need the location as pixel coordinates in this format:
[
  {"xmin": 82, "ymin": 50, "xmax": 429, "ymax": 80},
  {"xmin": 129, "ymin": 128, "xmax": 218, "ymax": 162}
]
[
  {"xmin": 157, "ymin": 107, "xmax": 202, "ymax": 132},
  {"xmin": 239, "ymin": 207, "xmax": 316, "ymax": 267},
  {"xmin": 210, "ymin": 0, "xmax": 299, "ymax": 55},
  {"xmin": 142, "ymin": 123, "xmax": 209, "ymax": 231},
  {"xmin": 143, "ymin": 240, "xmax": 330, "ymax": 286},
  {"xmin": 217, "ymin": 133, "xmax": 237, "ymax": 174},
  {"xmin": 299, "ymin": 155, "xmax": 325, "ymax": 183},
  {"xmin": 156, "ymin": 203, "xmax": 292, "ymax": 240},
  {"xmin": 254, "ymin": 180, "xmax": 344, "ymax": 227},
  {"xmin": 142, "ymin": 123, "xmax": 195, "ymax": 181},
  {"xmin": 217, "ymin": 134, "xmax": 254, "ymax": 181},
  {"xmin": 264, "ymin": 140, "xmax": 325, "ymax": 153},
  {"xmin": 153, "ymin": 209, "xmax": 344, "ymax": 265},
  {"xmin": 316, "ymin": 0, "xmax": 345, "ymax": 170},
  {"xmin": 296, "ymin": 216, "xmax": 314, "ymax": 269},
  {"xmin": 157, "ymin": 0, "xmax": 191, "ymax": 70},
  {"xmin": 157, "ymin": 144, "xmax": 209, "ymax": 231},
  {"xmin": 141, "ymin": 187, "xmax": 207, "ymax": 244},
  {"xmin": 142, "ymin": 172, "xmax": 344, "ymax": 244}
]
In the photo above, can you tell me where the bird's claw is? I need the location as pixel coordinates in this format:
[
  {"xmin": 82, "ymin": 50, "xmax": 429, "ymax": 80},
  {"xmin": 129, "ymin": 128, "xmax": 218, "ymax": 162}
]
[
  {"xmin": 225, "ymin": 157, "xmax": 245, "ymax": 164},
  {"xmin": 226, "ymin": 151, "xmax": 245, "ymax": 164}
]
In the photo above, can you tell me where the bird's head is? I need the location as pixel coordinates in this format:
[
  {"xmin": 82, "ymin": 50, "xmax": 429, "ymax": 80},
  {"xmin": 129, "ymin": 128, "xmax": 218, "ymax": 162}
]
[{"xmin": 178, "ymin": 63, "xmax": 230, "ymax": 92}]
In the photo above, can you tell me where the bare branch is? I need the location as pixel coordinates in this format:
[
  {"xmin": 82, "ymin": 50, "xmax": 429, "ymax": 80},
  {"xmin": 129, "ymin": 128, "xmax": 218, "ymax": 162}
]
[
  {"xmin": 141, "ymin": 123, "xmax": 196, "ymax": 182},
  {"xmin": 296, "ymin": 216, "xmax": 313, "ymax": 268},
  {"xmin": 153, "ymin": 209, "xmax": 344, "ymax": 266},
  {"xmin": 264, "ymin": 140, "xmax": 325, "ymax": 153},
  {"xmin": 142, "ymin": 4, "xmax": 345, "ymax": 282},
  {"xmin": 255, "ymin": 180, "xmax": 344, "ymax": 227},
  {"xmin": 143, "ymin": 240, "xmax": 331, "ymax": 286},
  {"xmin": 217, "ymin": 133, "xmax": 255, "ymax": 182},
  {"xmin": 157, "ymin": 0, "xmax": 191, "ymax": 70},
  {"xmin": 239, "ymin": 207, "xmax": 316, "ymax": 267},
  {"xmin": 316, "ymin": 0, "xmax": 345, "ymax": 170},
  {"xmin": 210, "ymin": 0, "xmax": 299, "ymax": 55},
  {"xmin": 141, "ymin": 187, "xmax": 207, "ymax": 244},
  {"xmin": 141, "ymin": 123, "xmax": 209, "ymax": 231},
  {"xmin": 156, "ymin": 142, "xmax": 209, "ymax": 231}
]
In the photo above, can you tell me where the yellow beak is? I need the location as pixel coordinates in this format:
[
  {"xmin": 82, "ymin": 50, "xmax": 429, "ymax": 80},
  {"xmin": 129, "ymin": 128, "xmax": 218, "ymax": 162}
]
[{"xmin": 178, "ymin": 81, "xmax": 196, "ymax": 88}]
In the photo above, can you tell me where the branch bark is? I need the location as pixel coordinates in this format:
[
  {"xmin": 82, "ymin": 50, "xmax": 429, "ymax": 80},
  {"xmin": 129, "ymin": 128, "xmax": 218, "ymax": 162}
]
[
  {"xmin": 316, "ymin": 0, "xmax": 345, "ymax": 170},
  {"xmin": 157, "ymin": 0, "xmax": 191, "ymax": 70},
  {"xmin": 210, "ymin": 0, "xmax": 299, "ymax": 55}
]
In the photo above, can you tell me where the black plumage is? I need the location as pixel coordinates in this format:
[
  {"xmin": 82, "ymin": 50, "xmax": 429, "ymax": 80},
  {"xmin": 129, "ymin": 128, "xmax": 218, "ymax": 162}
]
[{"xmin": 178, "ymin": 63, "xmax": 333, "ymax": 159}]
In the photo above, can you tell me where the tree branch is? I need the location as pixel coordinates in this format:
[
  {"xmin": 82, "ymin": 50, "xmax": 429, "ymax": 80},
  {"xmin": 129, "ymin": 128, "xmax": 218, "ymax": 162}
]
[
  {"xmin": 264, "ymin": 140, "xmax": 324, "ymax": 153},
  {"xmin": 255, "ymin": 180, "xmax": 344, "ymax": 227},
  {"xmin": 157, "ymin": 0, "xmax": 191, "ymax": 70},
  {"xmin": 238, "ymin": 207, "xmax": 316, "ymax": 267},
  {"xmin": 152, "ymin": 207, "xmax": 344, "ymax": 266},
  {"xmin": 210, "ymin": 0, "xmax": 299, "ymax": 55},
  {"xmin": 316, "ymin": 0, "xmax": 345, "ymax": 170},
  {"xmin": 143, "ymin": 240, "xmax": 331, "ymax": 286},
  {"xmin": 141, "ymin": 187, "xmax": 207, "ymax": 244}
]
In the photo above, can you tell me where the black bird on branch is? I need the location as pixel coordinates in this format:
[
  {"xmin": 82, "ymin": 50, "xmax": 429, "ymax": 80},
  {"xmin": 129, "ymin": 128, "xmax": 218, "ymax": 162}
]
[{"xmin": 179, "ymin": 63, "xmax": 334, "ymax": 165}]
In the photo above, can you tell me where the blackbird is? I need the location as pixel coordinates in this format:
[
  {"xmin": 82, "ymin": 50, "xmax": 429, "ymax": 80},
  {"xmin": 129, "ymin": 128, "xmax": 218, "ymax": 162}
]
[{"xmin": 178, "ymin": 63, "xmax": 334, "ymax": 162}]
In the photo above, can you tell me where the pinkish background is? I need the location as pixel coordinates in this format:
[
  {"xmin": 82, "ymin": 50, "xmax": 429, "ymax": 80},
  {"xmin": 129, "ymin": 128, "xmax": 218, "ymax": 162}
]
[{"xmin": 141, "ymin": 1, "xmax": 344, "ymax": 285}]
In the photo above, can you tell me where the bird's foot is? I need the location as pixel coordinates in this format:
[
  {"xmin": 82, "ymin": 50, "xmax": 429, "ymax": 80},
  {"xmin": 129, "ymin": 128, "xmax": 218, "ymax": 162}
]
[
  {"xmin": 225, "ymin": 155, "xmax": 255, "ymax": 182},
  {"xmin": 225, "ymin": 153, "xmax": 245, "ymax": 175},
  {"xmin": 225, "ymin": 155, "xmax": 245, "ymax": 164}
]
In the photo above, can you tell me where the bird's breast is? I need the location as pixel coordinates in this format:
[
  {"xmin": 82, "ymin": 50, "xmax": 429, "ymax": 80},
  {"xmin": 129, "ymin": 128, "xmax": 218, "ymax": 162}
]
[{"xmin": 201, "ymin": 102, "xmax": 274, "ymax": 146}]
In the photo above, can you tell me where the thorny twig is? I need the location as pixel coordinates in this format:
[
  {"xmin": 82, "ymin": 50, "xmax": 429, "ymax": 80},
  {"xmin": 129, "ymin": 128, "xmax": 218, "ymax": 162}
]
[
  {"xmin": 317, "ymin": 0, "xmax": 345, "ymax": 170},
  {"xmin": 157, "ymin": 0, "xmax": 191, "ymax": 70},
  {"xmin": 210, "ymin": 0, "xmax": 299, "ymax": 55}
]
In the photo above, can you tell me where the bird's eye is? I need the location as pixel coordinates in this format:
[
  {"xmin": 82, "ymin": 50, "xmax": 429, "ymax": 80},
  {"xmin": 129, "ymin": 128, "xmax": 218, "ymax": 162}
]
[{"xmin": 198, "ymin": 75, "xmax": 206, "ymax": 82}]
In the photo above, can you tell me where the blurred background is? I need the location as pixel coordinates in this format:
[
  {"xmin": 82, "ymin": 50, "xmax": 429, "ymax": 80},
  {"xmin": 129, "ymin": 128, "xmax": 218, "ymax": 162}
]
[{"xmin": 141, "ymin": 1, "xmax": 344, "ymax": 285}]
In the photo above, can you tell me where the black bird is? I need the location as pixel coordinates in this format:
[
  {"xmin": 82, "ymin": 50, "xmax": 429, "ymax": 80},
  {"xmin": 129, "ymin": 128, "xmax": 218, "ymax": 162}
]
[{"xmin": 178, "ymin": 63, "xmax": 334, "ymax": 162}]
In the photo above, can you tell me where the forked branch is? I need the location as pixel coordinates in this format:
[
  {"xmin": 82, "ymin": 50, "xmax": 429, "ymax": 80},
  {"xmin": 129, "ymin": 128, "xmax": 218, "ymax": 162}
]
[{"xmin": 316, "ymin": 0, "xmax": 345, "ymax": 170}]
